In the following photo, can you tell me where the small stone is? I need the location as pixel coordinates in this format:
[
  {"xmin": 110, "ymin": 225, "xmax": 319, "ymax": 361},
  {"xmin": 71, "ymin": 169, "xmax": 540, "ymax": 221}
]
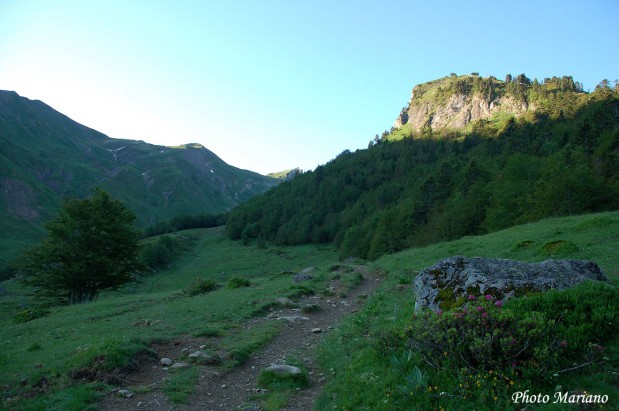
[
  {"xmin": 275, "ymin": 297, "xmax": 295, "ymax": 306},
  {"xmin": 117, "ymin": 389, "xmax": 133, "ymax": 398},
  {"xmin": 160, "ymin": 358, "xmax": 172, "ymax": 366},
  {"xmin": 188, "ymin": 350, "xmax": 203, "ymax": 358},
  {"xmin": 311, "ymin": 328, "xmax": 322, "ymax": 333},
  {"xmin": 221, "ymin": 384, "xmax": 227, "ymax": 389},
  {"xmin": 171, "ymin": 362, "xmax": 188, "ymax": 368},
  {"xmin": 275, "ymin": 315, "xmax": 309, "ymax": 323},
  {"xmin": 265, "ymin": 364, "xmax": 302, "ymax": 376},
  {"xmin": 199, "ymin": 344, "xmax": 207, "ymax": 349}
]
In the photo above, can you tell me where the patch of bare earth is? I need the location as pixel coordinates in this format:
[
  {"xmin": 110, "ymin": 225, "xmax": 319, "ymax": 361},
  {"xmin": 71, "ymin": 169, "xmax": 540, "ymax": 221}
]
[{"xmin": 98, "ymin": 266, "xmax": 382, "ymax": 410}]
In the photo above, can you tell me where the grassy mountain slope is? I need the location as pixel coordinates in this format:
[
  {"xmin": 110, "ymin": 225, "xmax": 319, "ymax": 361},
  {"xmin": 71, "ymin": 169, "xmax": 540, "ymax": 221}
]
[
  {"xmin": 0, "ymin": 212, "xmax": 616, "ymax": 409},
  {"xmin": 0, "ymin": 90, "xmax": 278, "ymax": 265},
  {"xmin": 226, "ymin": 76, "xmax": 619, "ymax": 260},
  {"xmin": 317, "ymin": 211, "xmax": 619, "ymax": 410}
]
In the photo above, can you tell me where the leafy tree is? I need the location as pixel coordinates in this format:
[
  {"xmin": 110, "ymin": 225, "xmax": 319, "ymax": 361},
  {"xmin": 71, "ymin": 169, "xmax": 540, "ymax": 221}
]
[{"xmin": 18, "ymin": 188, "xmax": 142, "ymax": 304}]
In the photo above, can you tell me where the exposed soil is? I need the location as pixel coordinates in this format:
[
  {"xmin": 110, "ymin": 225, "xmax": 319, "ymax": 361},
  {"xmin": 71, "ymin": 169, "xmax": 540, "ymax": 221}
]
[{"xmin": 98, "ymin": 266, "xmax": 383, "ymax": 410}]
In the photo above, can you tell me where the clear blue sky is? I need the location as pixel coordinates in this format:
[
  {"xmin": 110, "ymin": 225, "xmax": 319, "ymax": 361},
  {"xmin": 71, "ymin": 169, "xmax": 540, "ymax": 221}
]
[{"xmin": 1, "ymin": 0, "xmax": 617, "ymax": 174}]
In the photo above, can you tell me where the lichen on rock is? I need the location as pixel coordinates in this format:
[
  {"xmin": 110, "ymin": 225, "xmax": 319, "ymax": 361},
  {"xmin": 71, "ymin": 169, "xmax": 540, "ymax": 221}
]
[{"xmin": 413, "ymin": 256, "xmax": 609, "ymax": 312}]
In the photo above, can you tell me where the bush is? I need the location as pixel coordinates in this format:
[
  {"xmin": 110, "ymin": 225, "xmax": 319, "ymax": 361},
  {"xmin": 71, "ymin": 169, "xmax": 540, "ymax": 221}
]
[
  {"xmin": 401, "ymin": 282, "xmax": 619, "ymax": 406},
  {"xmin": 183, "ymin": 278, "xmax": 218, "ymax": 296},
  {"xmin": 407, "ymin": 295, "xmax": 557, "ymax": 378},
  {"xmin": 227, "ymin": 276, "xmax": 251, "ymax": 289}
]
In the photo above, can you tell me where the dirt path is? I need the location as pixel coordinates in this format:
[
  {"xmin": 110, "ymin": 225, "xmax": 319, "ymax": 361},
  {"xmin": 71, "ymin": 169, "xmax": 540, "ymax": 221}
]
[{"xmin": 99, "ymin": 266, "xmax": 382, "ymax": 410}]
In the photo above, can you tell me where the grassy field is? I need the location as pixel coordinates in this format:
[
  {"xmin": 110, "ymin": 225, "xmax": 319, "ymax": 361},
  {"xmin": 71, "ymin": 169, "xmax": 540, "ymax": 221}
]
[
  {"xmin": 315, "ymin": 211, "xmax": 619, "ymax": 410},
  {"xmin": 1, "ymin": 212, "xmax": 618, "ymax": 410},
  {"xmin": 0, "ymin": 227, "xmax": 341, "ymax": 410}
]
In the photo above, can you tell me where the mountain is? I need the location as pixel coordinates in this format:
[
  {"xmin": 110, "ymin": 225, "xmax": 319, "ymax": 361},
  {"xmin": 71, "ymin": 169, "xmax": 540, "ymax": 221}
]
[
  {"xmin": 226, "ymin": 74, "xmax": 619, "ymax": 260},
  {"xmin": 0, "ymin": 90, "xmax": 278, "ymax": 265},
  {"xmin": 267, "ymin": 168, "xmax": 301, "ymax": 180}
]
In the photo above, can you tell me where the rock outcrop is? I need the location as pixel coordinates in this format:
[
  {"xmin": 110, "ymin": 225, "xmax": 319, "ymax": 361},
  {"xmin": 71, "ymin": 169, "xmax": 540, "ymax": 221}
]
[
  {"xmin": 413, "ymin": 256, "xmax": 609, "ymax": 311},
  {"xmin": 393, "ymin": 75, "xmax": 534, "ymax": 133}
]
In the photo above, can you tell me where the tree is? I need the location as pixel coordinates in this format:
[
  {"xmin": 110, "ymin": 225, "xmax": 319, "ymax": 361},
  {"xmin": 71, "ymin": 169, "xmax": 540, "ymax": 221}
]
[{"xmin": 18, "ymin": 188, "xmax": 142, "ymax": 304}]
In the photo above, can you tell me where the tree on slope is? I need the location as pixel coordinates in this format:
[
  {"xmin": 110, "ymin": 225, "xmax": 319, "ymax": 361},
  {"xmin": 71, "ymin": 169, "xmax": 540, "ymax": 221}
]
[{"xmin": 18, "ymin": 188, "xmax": 142, "ymax": 304}]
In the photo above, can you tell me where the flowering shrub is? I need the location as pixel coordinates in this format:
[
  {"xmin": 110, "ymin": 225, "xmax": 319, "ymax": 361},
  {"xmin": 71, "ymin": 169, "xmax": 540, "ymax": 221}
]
[
  {"xmin": 406, "ymin": 294, "xmax": 560, "ymax": 377},
  {"xmin": 400, "ymin": 281, "xmax": 619, "ymax": 407}
]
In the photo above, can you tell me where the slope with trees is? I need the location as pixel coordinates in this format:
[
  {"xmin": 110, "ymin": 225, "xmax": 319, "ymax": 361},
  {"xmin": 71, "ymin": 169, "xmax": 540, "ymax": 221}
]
[{"xmin": 226, "ymin": 76, "xmax": 619, "ymax": 260}]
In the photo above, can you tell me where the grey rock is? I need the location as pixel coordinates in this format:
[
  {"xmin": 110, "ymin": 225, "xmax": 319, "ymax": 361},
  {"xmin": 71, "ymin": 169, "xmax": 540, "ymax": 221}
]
[
  {"xmin": 293, "ymin": 273, "xmax": 313, "ymax": 283},
  {"xmin": 117, "ymin": 389, "xmax": 133, "ymax": 398},
  {"xmin": 275, "ymin": 315, "xmax": 309, "ymax": 323},
  {"xmin": 414, "ymin": 256, "xmax": 609, "ymax": 312},
  {"xmin": 311, "ymin": 328, "xmax": 322, "ymax": 333},
  {"xmin": 160, "ymin": 357, "xmax": 172, "ymax": 366},
  {"xmin": 170, "ymin": 361, "xmax": 189, "ymax": 368},
  {"xmin": 188, "ymin": 351, "xmax": 203, "ymax": 359},
  {"xmin": 275, "ymin": 297, "xmax": 295, "ymax": 306},
  {"xmin": 265, "ymin": 364, "xmax": 302, "ymax": 376}
]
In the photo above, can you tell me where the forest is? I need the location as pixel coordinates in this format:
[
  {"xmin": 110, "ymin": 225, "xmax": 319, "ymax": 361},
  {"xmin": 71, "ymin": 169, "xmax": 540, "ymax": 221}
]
[{"xmin": 226, "ymin": 77, "xmax": 619, "ymax": 260}]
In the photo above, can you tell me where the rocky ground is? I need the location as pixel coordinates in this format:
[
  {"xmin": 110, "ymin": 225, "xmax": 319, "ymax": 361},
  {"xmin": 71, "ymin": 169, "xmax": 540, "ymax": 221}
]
[{"xmin": 99, "ymin": 266, "xmax": 383, "ymax": 410}]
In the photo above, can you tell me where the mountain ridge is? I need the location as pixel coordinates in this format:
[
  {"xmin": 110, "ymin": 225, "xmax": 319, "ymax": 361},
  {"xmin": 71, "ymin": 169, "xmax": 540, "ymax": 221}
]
[{"xmin": 0, "ymin": 90, "xmax": 278, "ymax": 265}]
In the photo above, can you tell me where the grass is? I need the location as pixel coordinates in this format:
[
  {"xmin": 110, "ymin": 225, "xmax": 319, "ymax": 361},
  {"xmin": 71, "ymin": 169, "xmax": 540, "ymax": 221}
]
[
  {"xmin": 163, "ymin": 366, "xmax": 199, "ymax": 404},
  {"xmin": 0, "ymin": 227, "xmax": 338, "ymax": 409},
  {"xmin": 315, "ymin": 211, "xmax": 619, "ymax": 410},
  {"xmin": 2, "ymin": 212, "xmax": 617, "ymax": 409}
]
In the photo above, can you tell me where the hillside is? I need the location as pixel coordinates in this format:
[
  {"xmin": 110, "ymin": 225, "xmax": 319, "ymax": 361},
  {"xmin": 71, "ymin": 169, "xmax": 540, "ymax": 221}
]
[
  {"xmin": 226, "ymin": 75, "xmax": 619, "ymax": 260},
  {"xmin": 0, "ymin": 91, "xmax": 278, "ymax": 265}
]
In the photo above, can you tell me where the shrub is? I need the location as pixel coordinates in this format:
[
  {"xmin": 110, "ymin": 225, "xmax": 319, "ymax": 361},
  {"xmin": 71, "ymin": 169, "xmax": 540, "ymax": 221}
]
[
  {"xmin": 407, "ymin": 295, "xmax": 557, "ymax": 377},
  {"xmin": 401, "ymin": 282, "xmax": 619, "ymax": 406},
  {"xmin": 13, "ymin": 307, "xmax": 50, "ymax": 323},
  {"xmin": 183, "ymin": 278, "xmax": 218, "ymax": 296},
  {"xmin": 227, "ymin": 276, "xmax": 251, "ymax": 289}
]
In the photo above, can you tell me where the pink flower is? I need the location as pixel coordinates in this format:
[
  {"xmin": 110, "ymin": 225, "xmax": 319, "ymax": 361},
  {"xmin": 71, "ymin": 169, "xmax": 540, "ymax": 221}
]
[
  {"xmin": 495, "ymin": 300, "xmax": 503, "ymax": 308},
  {"xmin": 476, "ymin": 306, "xmax": 483, "ymax": 312},
  {"xmin": 482, "ymin": 312, "xmax": 488, "ymax": 318},
  {"xmin": 468, "ymin": 295, "xmax": 476, "ymax": 301},
  {"xmin": 437, "ymin": 309, "xmax": 443, "ymax": 316},
  {"xmin": 485, "ymin": 294, "xmax": 493, "ymax": 301},
  {"xmin": 559, "ymin": 340, "xmax": 567, "ymax": 347}
]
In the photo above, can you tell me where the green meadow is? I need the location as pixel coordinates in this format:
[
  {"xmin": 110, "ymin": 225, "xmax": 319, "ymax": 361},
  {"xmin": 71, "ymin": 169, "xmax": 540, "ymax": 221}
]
[{"xmin": 1, "ymin": 212, "xmax": 618, "ymax": 410}]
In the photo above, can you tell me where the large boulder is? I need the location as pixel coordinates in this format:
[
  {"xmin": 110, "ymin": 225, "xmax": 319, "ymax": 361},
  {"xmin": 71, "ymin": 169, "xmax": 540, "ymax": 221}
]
[{"xmin": 414, "ymin": 256, "xmax": 609, "ymax": 312}]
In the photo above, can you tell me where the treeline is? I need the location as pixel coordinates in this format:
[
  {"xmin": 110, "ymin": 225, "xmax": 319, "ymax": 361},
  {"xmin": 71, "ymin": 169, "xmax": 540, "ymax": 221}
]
[
  {"xmin": 226, "ymin": 85, "xmax": 619, "ymax": 260},
  {"xmin": 143, "ymin": 213, "xmax": 227, "ymax": 237}
]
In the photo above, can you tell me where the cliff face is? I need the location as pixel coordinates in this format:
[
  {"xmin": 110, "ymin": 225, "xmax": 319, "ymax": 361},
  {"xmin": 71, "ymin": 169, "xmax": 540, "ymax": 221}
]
[{"xmin": 393, "ymin": 75, "xmax": 534, "ymax": 132}]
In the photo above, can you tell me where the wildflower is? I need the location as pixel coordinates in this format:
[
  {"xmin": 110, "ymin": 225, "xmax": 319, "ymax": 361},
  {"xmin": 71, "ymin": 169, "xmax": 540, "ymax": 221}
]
[
  {"xmin": 559, "ymin": 340, "xmax": 567, "ymax": 347},
  {"xmin": 476, "ymin": 306, "xmax": 483, "ymax": 312},
  {"xmin": 485, "ymin": 294, "xmax": 493, "ymax": 301},
  {"xmin": 494, "ymin": 300, "xmax": 503, "ymax": 308},
  {"xmin": 437, "ymin": 309, "xmax": 443, "ymax": 316},
  {"xmin": 482, "ymin": 312, "xmax": 488, "ymax": 318},
  {"xmin": 468, "ymin": 295, "xmax": 476, "ymax": 301}
]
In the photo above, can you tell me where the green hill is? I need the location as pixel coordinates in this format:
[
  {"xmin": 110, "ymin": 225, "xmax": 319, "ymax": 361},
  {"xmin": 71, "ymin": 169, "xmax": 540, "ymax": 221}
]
[
  {"xmin": 0, "ymin": 91, "xmax": 278, "ymax": 265},
  {"xmin": 226, "ymin": 75, "xmax": 619, "ymax": 260}
]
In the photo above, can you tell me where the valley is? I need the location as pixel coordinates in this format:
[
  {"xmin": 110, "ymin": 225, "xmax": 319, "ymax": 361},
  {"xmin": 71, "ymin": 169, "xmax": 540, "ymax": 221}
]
[{"xmin": 1, "ymin": 211, "xmax": 617, "ymax": 410}]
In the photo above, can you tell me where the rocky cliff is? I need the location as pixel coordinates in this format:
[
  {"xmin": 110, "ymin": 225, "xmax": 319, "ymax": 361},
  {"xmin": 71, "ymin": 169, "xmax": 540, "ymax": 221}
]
[{"xmin": 393, "ymin": 74, "xmax": 583, "ymax": 133}]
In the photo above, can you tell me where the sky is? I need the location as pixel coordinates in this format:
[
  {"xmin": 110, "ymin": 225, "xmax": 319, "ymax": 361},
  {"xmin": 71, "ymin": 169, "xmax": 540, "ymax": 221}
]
[{"xmin": 1, "ymin": 1, "xmax": 617, "ymax": 175}]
